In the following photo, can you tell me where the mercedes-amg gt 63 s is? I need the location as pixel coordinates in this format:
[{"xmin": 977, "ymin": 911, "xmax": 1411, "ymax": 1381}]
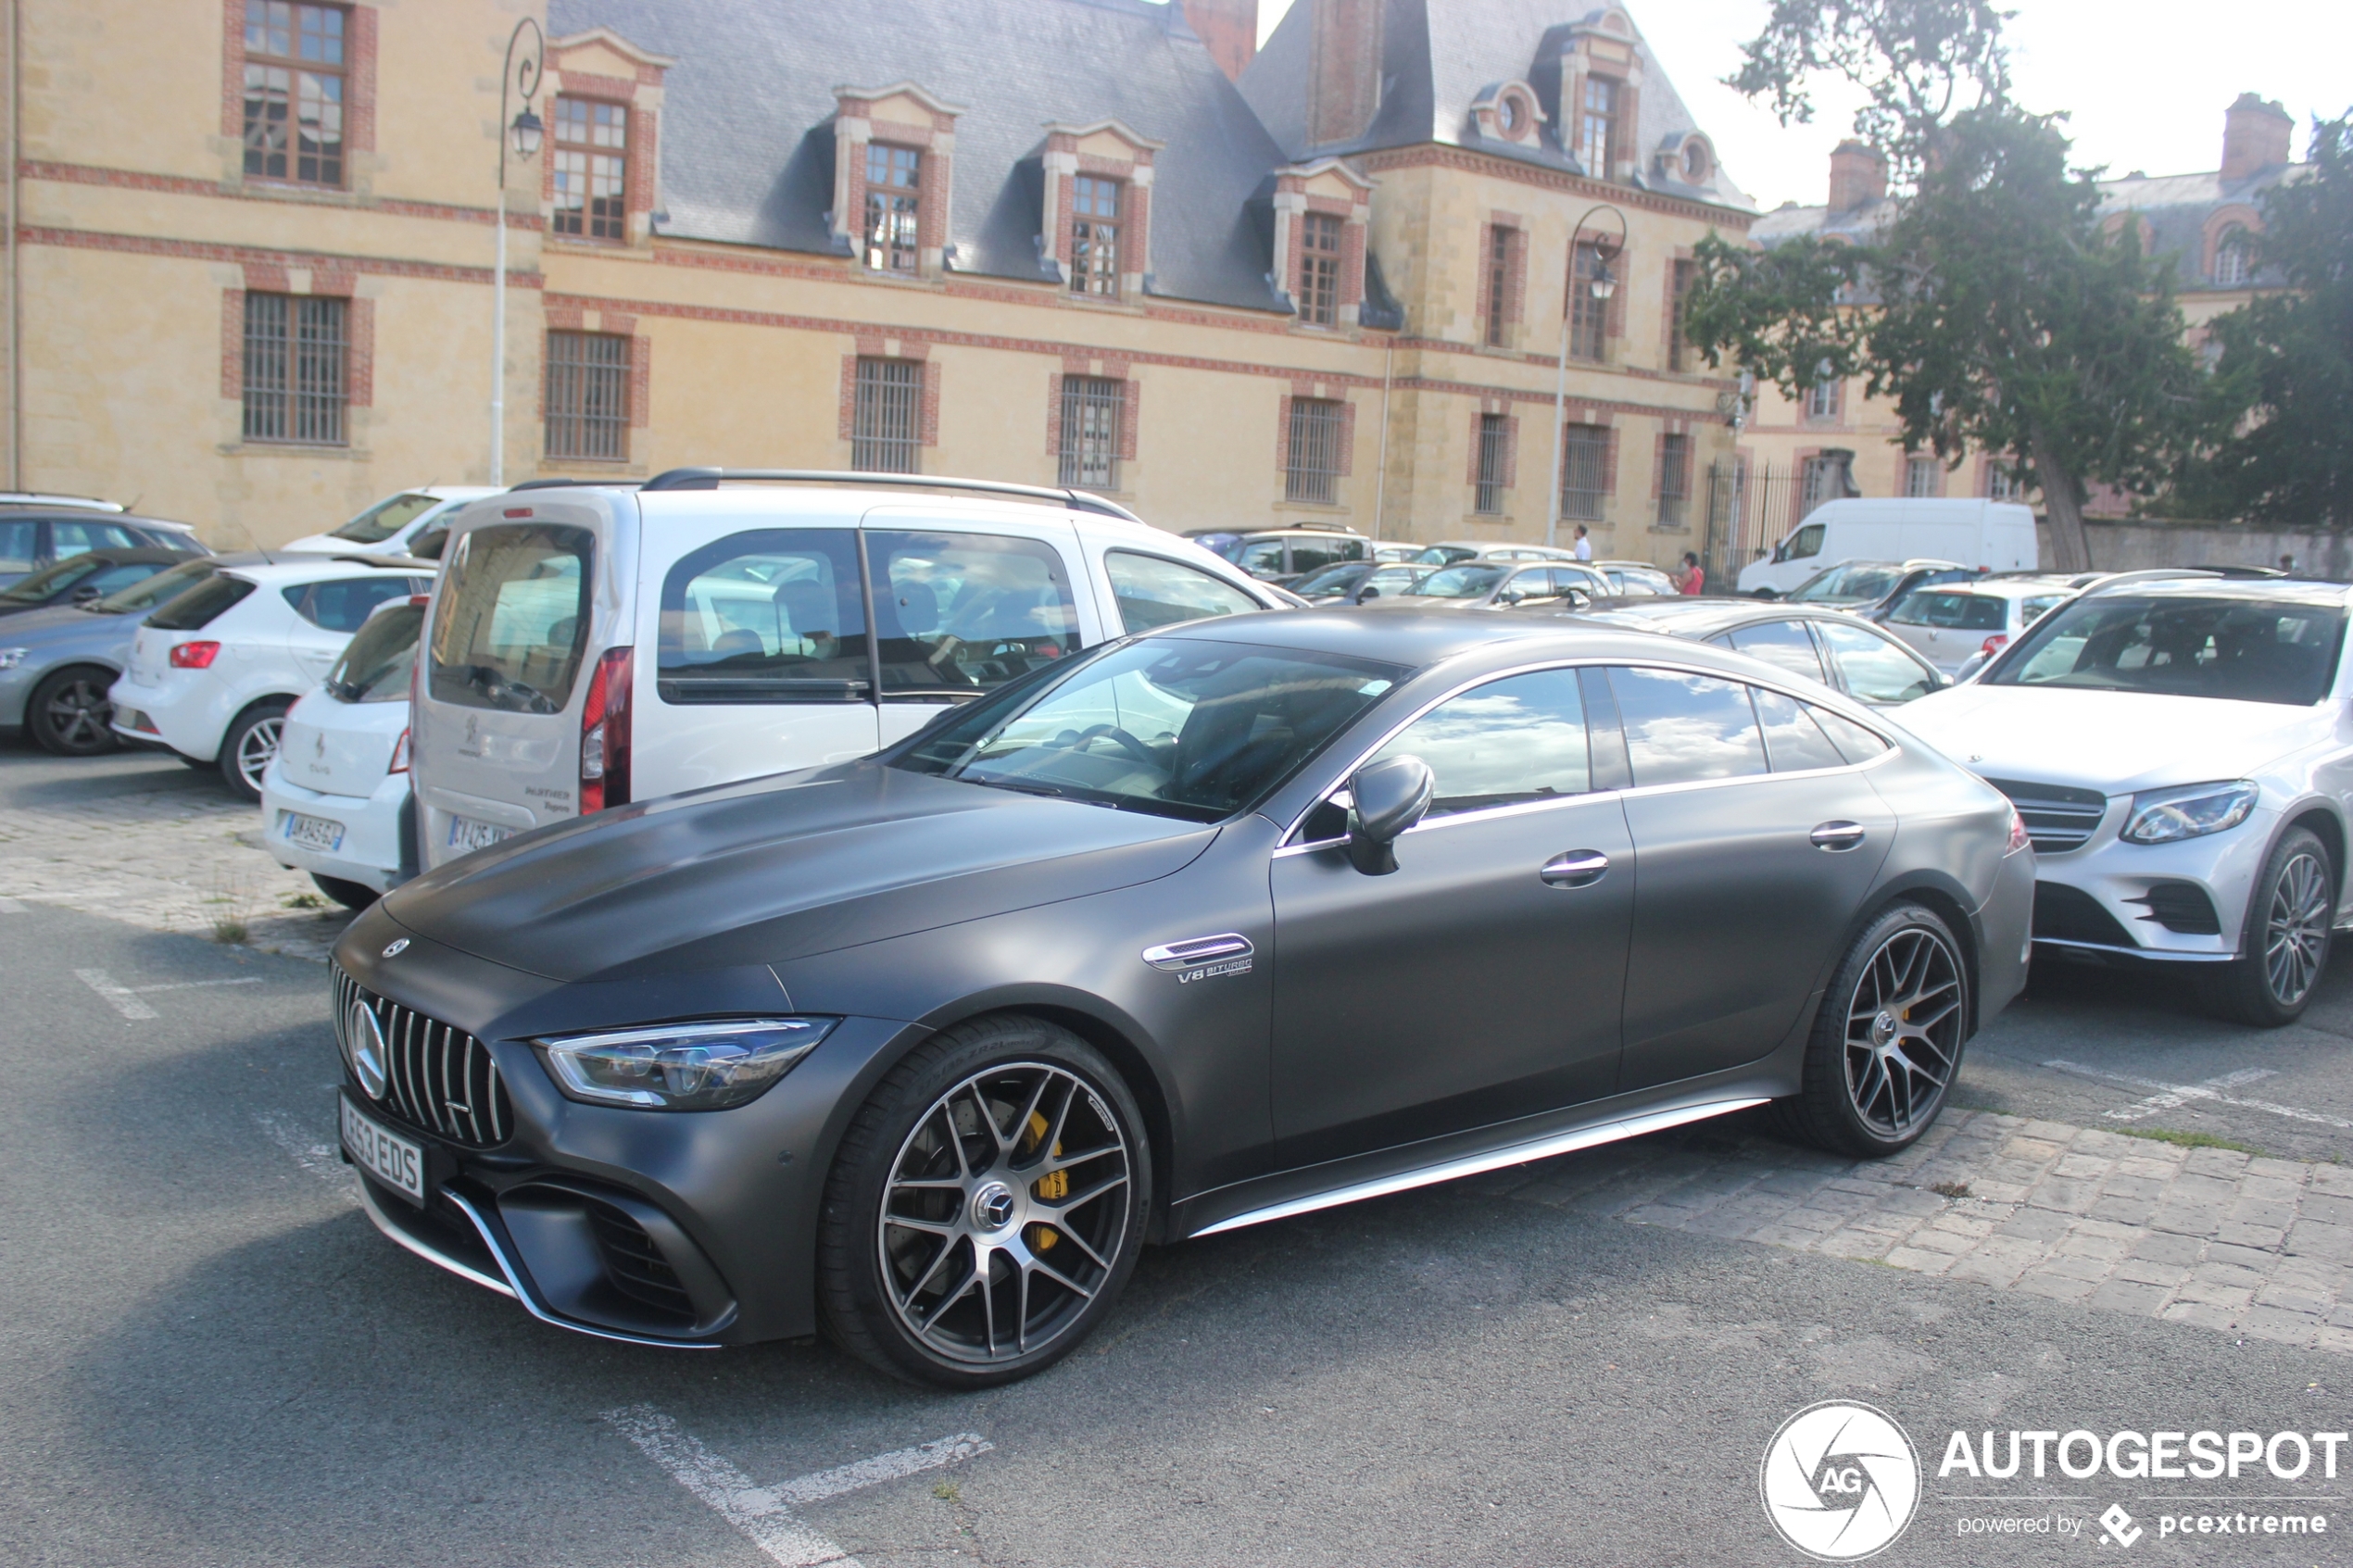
[{"xmin": 331, "ymin": 611, "xmax": 2033, "ymax": 1386}]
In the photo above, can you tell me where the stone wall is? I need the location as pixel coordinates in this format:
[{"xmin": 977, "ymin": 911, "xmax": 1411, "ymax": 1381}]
[{"xmin": 2045, "ymin": 519, "xmax": 2353, "ymax": 580}]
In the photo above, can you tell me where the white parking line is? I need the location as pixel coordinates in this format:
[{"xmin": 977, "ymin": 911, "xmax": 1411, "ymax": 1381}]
[
  {"xmin": 128, "ymin": 976, "xmax": 265, "ymax": 994},
  {"xmin": 74, "ymin": 969, "xmax": 157, "ymax": 1020},
  {"xmin": 2043, "ymin": 1059, "xmax": 2353, "ymax": 1130},
  {"xmin": 0, "ymin": 896, "xmax": 28, "ymax": 912},
  {"xmin": 602, "ymin": 1403, "xmax": 990, "ymax": 1568}
]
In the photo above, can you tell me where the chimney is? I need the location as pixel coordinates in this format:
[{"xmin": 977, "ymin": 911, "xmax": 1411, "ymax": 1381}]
[
  {"xmin": 1181, "ymin": 0, "xmax": 1258, "ymax": 84},
  {"xmin": 2221, "ymin": 93, "xmax": 2293, "ymax": 182},
  {"xmin": 1828, "ymin": 140, "xmax": 1887, "ymax": 211},
  {"xmin": 1305, "ymin": 0, "xmax": 1384, "ymax": 147}
]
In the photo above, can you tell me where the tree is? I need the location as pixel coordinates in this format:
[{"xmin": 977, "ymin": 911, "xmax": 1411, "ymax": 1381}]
[
  {"xmin": 1690, "ymin": 1, "xmax": 2204, "ymax": 571},
  {"xmin": 2176, "ymin": 110, "xmax": 2353, "ymax": 530}
]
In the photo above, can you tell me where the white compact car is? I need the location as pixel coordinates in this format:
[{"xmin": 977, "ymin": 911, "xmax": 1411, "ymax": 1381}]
[
  {"xmin": 1879, "ymin": 575, "xmax": 2080, "ymax": 674},
  {"xmin": 279, "ymin": 485, "xmax": 497, "ymax": 560},
  {"xmin": 1897, "ymin": 576, "xmax": 2353, "ymax": 1025},
  {"xmin": 109, "ymin": 558, "xmax": 434, "ymax": 799},
  {"xmin": 410, "ymin": 470, "xmax": 1292, "ymax": 867},
  {"xmin": 259, "ymin": 595, "xmax": 427, "ymax": 907}
]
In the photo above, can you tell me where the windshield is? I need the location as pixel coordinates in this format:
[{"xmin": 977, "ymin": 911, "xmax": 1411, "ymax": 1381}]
[
  {"xmin": 1790, "ymin": 564, "xmax": 1902, "ymax": 604},
  {"xmin": 332, "ymin": 492, "xmax": 443, "ymax": 545},
  {"xmin": 427, "ymin": 524, "xmax": 593, "ymax": 715},
  {"xmin": 1409, "ymin": 564, "xmax": 1507, "ymax": 598},
  {"xmin": 93, "ymin": 558, "xmax": 216, "ymax": 614},
  {"xmin": 1292, "ymin": 563, "xmax": 1367, "ymax": 596},
  {"xmin": 1413, "ymin": 546, "xmax": 1478, "ymax": 567},
  {"xmin": 327, "ymin": 601, "xmax": 425, "ymax": 703},
  {"xmin": 1988, "ymin": 595, "xmax": 2347, "ymax": 706},
  {"xmin": 893, "ymin": 639, "xmax": 1406, "ymax": 822}
]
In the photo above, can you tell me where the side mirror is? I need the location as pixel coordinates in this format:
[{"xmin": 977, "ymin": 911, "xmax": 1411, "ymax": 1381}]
[
  {"xmin": 1345, "ymin": 754, "xmax": 1434, "ymax": 875},
  {"xmin": 70, "ymin": 584, "xmax": 103, "ymax": 603},
  {"xmin": 1355, "ymin": 585, "xmax": 1379, "ymax": 602}
]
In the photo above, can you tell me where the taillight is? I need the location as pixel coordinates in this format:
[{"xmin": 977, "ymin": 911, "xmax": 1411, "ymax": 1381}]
[
  {"xmin": 2006, "ymin": 804, "xmax": 2032, "ymax": 856},
  {"xmin": 1980, "ymin": 633, "xmax": 2010, "ymax": 659},
  {"xmin": 578, "ymin": 647, "xmax": 634, "ymax": 814},
  {"xmin": 387, "ymin": 727, "xmax": 410, "ymax": 775},
  {"xmin": 170, "ymin": 640, "xmax": 220, "ymax": 669}
]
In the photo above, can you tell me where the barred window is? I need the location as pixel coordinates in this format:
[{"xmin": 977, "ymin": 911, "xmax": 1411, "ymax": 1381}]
[
  {"xmin": 853, "ymin": 358, "xmax": 923, "ymax": 473},
  {"xmin": 552, "ymin": 97, "xmax": 628, "ymax": 242},
  {"xmin": 1285, "ymin": 397, "xmax": 1344, "ymax": 503},
  {"xmin": 1298, "ymin": 213, "xmax": 1342, "ymax": 327},
  {"xmin": 545, "ymin": 332, "xmax": 630, "ymax": 461},
  {"xmin": 1071, "ymin": 177, "xmax": 1122, "ymax": 297},
  {"xmin": 1058, "ymin": 376, "xmax": 1125, "ymax": 490},
  {"xmin": 243, "ymin": 1, "xmax": 346, "ymax": 188},
  {"xmin": 864, "ymin": 145, "xmax": 922, "ymax": 273},
  {"xmin": 1657, "ymin": 433, "xmax": 1692, "ymax": 527},
  {"xmin": 243, "ymin": 293, "xmax": 346, "ymax": 445},
  {"xmin": 1560, "ymin": 423, "xmax": 1610, "ymax": 521},
  {"xmin": 1904, "ymin": 455, "xmax": 1940, "ymax": 497},
  {"xmin": 1475, "ymin": 414, "xmax": 1510, "ymax": 513},
  {"xmin": 1569, "ymin": 242, "xmax": 1610, "ymax": 362},
  {"xmin": 1484, "ymin": 226, "xmax": 1512, "ymax": 347}
]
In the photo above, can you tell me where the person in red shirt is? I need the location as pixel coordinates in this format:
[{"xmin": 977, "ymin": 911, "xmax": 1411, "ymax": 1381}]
[{"xmin": 1679, "ymin": 551, "xmax": 1706, "ymax": 595}]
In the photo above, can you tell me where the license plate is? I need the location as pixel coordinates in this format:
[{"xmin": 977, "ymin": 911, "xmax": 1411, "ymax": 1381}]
[
  {"xmin": 283, "ymin": 810, "xmax": 345, "ymax": 853},
  {"xmin": 447, "ymin": 815, "xmax": 514, "ymax": 853},
  {"xmin": 341, "ymin": 1096, "xmax": 424, "ymax": 1203}
]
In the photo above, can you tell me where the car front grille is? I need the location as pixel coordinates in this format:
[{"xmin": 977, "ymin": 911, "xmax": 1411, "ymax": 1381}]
[
  {"xmin": 333, "ymin": 963, "xmax": 512, "ymax": 1148},
  {"xmin": 585, "ymin": 1198, "xmax": 698, "ymax": 1323},
  {"xmin": 2129, "ymin": 881, "xmax": 2223, "ymax": 935},
  {"xmin": 2032, "ymin": 882, "xmax": 2138, "ymax": 949},
  {"xmin": 1986, "ymin": 778, "xmax": 2109, "ymax": 854}
]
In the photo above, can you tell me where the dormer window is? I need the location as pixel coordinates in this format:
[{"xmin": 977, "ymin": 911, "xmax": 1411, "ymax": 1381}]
[
  {"xmin": 865, "ymin": 144, "xmax": 922, "ymax": 273},
  {"xmin": 1299, "ymin": 213, "xmax": 1343, "ymax": 326},
  {"xmin": 1579, "ymin": 78, "xmax": 1619, "ymax": 175},
  {"xmin": 2214, "ymin": 224, "xmax": 2251, "ymax": 286},
  {"xmin": 552, "ymin": 97, "xmax": 628, "ymax": 241},
  {"xmin": 1681, "ymin": 138, "xmax": 1711, "ymax": 183},
  {"xmin": 1071, "ymin": 176, "xmax": 1122, "ymax": 296}
]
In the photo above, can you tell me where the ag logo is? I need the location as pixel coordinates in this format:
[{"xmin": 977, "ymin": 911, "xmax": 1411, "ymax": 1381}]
[{"xmin": 1759, "ymin": 1400, "xmax": 1919, "ymax": 1561}]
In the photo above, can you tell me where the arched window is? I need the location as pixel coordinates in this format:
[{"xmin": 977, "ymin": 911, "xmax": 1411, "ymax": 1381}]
[{"xmin": 2214, "ymin": 225, "xmax": 2251, "ymax": 286}]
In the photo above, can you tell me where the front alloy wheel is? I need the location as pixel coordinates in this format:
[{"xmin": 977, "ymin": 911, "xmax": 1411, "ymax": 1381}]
[
  {"xmin": 1776, "ymin": 902, "xmax": 1969, "ymax": 1158},
  {"xmin": 2198, "ymin": 826, "xmax": 2334, "ymax": 1027}
]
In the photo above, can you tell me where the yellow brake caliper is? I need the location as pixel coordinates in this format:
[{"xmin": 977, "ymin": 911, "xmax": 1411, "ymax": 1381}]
[{"xmin": 1026, "ymin": 1110, "xmax": 1066, "ymax": 1248}]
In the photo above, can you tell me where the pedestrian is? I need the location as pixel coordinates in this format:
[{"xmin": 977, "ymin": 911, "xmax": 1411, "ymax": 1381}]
[
  {"xmin": 1573, "ymin": 525, "xmax": 1592, "ymax": 561},
  {"xmin": 2281, "ymin": 553, "xmax": 2297, "ymax": 576},
  {"xmin": 1679, "ymin": 551, "xmax": 1705, "ymax": 595}
]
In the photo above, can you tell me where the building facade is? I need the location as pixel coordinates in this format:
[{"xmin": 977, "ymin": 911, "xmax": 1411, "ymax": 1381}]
[{"xmin": 0, "ymin": 0, "xmax": 1753, "ymax": 555}]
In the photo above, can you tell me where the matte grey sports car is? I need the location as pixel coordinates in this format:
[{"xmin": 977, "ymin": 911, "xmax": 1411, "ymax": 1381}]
[{"xmin": 330, "ymin": 611, "xmax": 2033, "ymax": 1386}]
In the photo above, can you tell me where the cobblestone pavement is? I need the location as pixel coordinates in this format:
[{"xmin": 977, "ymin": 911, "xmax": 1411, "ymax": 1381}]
[{"xmin": 1494, "ymin": 1109, "xmax": 2353, "ymax": 1354}]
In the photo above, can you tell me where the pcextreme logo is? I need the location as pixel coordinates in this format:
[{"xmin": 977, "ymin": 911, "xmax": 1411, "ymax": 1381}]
[{"xmin": 1760, "ymin": 1400, "xmax": 1922, "ymax": 1561}]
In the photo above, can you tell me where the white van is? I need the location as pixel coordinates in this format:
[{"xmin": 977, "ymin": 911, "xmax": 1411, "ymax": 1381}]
[
  {"xmin": 1738, "ymin": 499, "xmax": 2037, "ymax": 597},
  {"xmin": 410, "ymin": 471, "xmax": 1290, "ymax": 867}
]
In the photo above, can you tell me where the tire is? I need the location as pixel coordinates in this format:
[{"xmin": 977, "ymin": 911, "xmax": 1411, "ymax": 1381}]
[
  {"xmin": 310, "ymin": 873, "xmax": 379, "ymax": 910},
  {"xmin": 25, "ymin": 664, "xmax": 119, "ymax": 756},
  {"xmin": 1774, "ymin": 902, "xmax": 1970, "ymax": 1159},
  {"xmin": 218, "ymin": 700, "xmax": 290, "ymax": 802},
  {"xmin": 817, "ymin": 1014, "xmax": 1151, "ymax": 1389},
  {"xmin": 2196, "ymin": 827, "xmax": 2333, "ymax": 1028}
]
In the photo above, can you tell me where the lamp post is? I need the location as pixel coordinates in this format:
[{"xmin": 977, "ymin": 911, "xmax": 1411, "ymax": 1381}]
[
  {"xmin": 490, "ymin": 19, "xmax": 545, "ymax": 486},
  {"xmin": 1546, "ymin": 203, "xmax": 1627, "ymax": 549}
]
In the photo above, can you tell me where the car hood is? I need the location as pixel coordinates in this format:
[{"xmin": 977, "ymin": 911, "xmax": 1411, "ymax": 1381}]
[
  {"xmin": 1894, "ymin": 684, "xmax": 2326, "ymax": 795},
  {"xmin": 381, "ymin": 759, "xmax": 1220, "ymax": 984},
  {"xmin": 0, "ymin": 604, "xmax": 136, "ymax": 646}
]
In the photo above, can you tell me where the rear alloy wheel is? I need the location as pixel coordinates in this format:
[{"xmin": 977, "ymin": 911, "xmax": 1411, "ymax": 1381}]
[
  {"xmin": 2197, "ymin": 827, "xmax": 2333, "ymax": 1028},
  {"xmin": 27, "ymin": 664, "xmax": 119, "ymax": 756},
  {"xmin": 1776, "ymin": 902, "xmax": 1969, "ymax": 1159},
  {"xmin": 818, "ymin": 1016, "xmax": 1148, "ymax": 1388},
  {"xmin": 219, "ymin": 701, "xmax": 289, "ymax": 802}
]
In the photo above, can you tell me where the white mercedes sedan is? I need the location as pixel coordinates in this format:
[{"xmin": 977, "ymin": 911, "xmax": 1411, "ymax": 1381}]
[{"xmin": 1897, "ymin": 576, "xmax": 2352, "ymax": 1026}]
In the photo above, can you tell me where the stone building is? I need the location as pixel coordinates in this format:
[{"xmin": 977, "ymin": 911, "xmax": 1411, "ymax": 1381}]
[{"xmin": 0, "ymin": 0, "xmax": 1753, "ymax": 553}]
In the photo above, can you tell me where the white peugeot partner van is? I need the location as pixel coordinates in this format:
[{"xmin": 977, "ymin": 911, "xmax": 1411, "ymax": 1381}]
[
  {"xmin": 411, "ymin": 470, "xmax": 1290, "ymax": 867},
  {"xmin": 1738, "ymin": 498, "xmax": 2037, "ymax": 597}
]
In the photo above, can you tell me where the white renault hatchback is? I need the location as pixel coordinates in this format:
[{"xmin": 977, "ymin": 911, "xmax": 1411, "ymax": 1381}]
[
  {"xmin": 1898, "ymin": 577, "xmax": 2353, "ymax": 1025},
  {"xmin": 411, "ymin": 470, "xmax": 1290, "ymax": 867},
  {"xmin": 110, "ymin": 558, "xmax": 434, "ymax": 799}
]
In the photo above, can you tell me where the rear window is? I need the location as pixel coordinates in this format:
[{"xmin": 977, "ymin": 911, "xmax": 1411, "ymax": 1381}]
[
  {"xmin": 328, "ymin": 602, "xmax": 425, "ymax": 703},
  {"xmin": 428, "ymin": 524, "xmax": 593, "ymax": 715},
  {"xmin": 145, "ymin": 573, "xmax": 255, "ymax": 631},
  {"xmin": 333, "ymin": 492, "xmax": 442, "ymax": 545},
  {"xmin": 1889, "ymin": 591, "xmax": 2005, "ymax": 631}
]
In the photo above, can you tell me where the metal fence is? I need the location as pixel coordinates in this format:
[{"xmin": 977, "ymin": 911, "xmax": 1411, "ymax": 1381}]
[{"xmin": 1701, "ymin": 459, "xmax": 1805, "ymax": 592}]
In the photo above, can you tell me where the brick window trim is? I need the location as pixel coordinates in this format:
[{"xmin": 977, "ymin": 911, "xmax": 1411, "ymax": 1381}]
[
  {"xmin": 544, "ymin": 39, "xmax": 671, "ymax": 245},
  {"xmin": 1276, "ymin": 392, "xmax": 1356, "ymax": 481},
  {"xmin": 2201, "ymin": 205, "xmax": 2263, "ymax": 280},
  {"xmin": 1466, "ymin": 408, "xmax": 1520, "ymax": 493},
  {"xmin": 1661, "ymin": 247, "xmax": 1696, "ymax": 365},
  {"xmin": 221, "ymin": 0, "xmax": 379, "ymax": 180},
  {"xmin": 1475, "ymin": 221, "xmax": 1529, "ymax": 345},
  {"xmin": 1045, "ymin": 366, "xmax": 1139, "ymax": 463},
  {"xmin": 1558, "ymin": 418, "xmax": 1619, "ymax": 511},
  {"xmin": 219, "ymin": 277, "xmax": 372, "ymax": 408},
  {"xmin": 837, "ymin": 344, "xmax": 939, "ymax": 449},
  {"xmin": 1651, "ymin": 421, "xmax": 1695, "ymax": 499}
]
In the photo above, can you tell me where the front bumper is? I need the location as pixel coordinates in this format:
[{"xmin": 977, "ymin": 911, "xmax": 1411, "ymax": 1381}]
[
  {"xmin": 261, "ymin": 766, "xmax": 412, "ymax": 893},
  {"xmin": 2026, "ymin": 800, "xmax": 2277, "ymax": 964}
]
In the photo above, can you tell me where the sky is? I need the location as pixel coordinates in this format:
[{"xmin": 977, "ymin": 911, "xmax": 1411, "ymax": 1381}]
[{"xmin": 1251, "ymin": 0, "xmax": 2352, "ymax": 210}]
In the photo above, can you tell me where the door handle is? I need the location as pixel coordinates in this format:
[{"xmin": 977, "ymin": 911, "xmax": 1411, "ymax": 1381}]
[
  {"xmin": 1810, "ymin": 821, "xmax": 1868, "ymax": 851},
  {"xmin": 1541, "ymin": 849, "xmax": 1610, "ymax": 888}
]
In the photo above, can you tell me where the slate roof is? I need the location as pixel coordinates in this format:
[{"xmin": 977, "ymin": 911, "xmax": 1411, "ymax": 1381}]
[
  {"xmin": 1239, "ymin": 0, "xmax": 1753, "ymax": 211},
  {"xmin": 549, "ymin": 0, "xmax": 1293, "ymax": 310}
]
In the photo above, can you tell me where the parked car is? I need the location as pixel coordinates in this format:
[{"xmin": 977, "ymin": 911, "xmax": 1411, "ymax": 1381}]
[
  {"xmin": 1899, "ymin": 577, "xmax": 2353, "ymax": 1025},
  {"xmin": 1739, "ymin": 500, "xmax": 2036, "ymax": 597},
  {"xmin": 1592, "ymin": 560, "xmax": 1679, "ymax": 596},
  {"xmin": 1360, "ymin": 559, "xmax": 1592, "ymax": 612},
  {"xmin": 0, "ymin": 555, "xmax": 239, "ymax": 754},
  {"xmin": 333, "ymin": 608, "xmax": 2031, "ymax": 1380},
  {"xmin": 1182, "ymin": 523, "xmax": 1368, "ymax": 582},
  {"xmin": 1411, "ymin": 540, "xmax": 1575, "ymax": 567},
  {"xmin": 1368, "ymin": 543, "xmax": 1426, "ymax": 563},
  {"xmin": 1564, "ymin": 597, "xmax": 1947, "ymax": 707},
  {"xmin": 1878, "ymin": 576, "xmax": 2082, "ymax": 675},
  {"xmin": 261, "ymin": 595, "xmax": 428, "ymax": 909},
  {"xmin": 280, "ymin": 485, "xmax": 499, "ymax": 560},
  {"xmin": 110, "ymin": 558, "xmax": 434, "ymax": 799},
  {"xmin": 1288, "ymin": 560, "xmax": 1431, "ymax": 606},
  {"xmin": 0, "ymin": 546, "xmax": 191, "ymax": 618},
  {"xmin": 1781, "ymin": 558, "xmax": 1972, "ymax": 613},
  {"xmin": 412, "ymin": 472, "xmax": 1290, "ymax": 867},
  {"xmin": 0, "ymin": 504, "xmax": 209, "ymax": 588}
]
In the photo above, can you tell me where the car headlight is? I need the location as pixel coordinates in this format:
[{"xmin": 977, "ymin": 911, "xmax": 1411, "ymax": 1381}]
[
  {"xmin": 536, "ymin": 1017, "xmax": 837, "ymax": 1110},
  {"xmin": 2120, "ymin": 781, "xmax": 2260, "ymax": 845},
  {"xmin": 0, "ymin": 648, "xmax": 28, "ymax": 671}
]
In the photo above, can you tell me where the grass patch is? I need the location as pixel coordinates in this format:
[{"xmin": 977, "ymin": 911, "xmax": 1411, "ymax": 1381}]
[
  {"xmin": 1929, "ymin": 1180, "xmax": 1972, "ymax": 1199},
  {"xmin": 2120, "ymin": 1126, "xmax": 2264, "ymax": 1156},
  {"xmin": 931, "ymin": 1481, "xmax": 961, "ymax": 1502},
  {"xmin": 281, "ymin": 890, "xmax": 326, "ymax": 910},
  {"xmin": 210, "ymin": 916, "xmax": 249, "ymax": 945}
]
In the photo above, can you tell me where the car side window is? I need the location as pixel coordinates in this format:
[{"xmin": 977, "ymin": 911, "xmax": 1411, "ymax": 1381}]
[
  {"xmin": 1815, "ymin": 620, "xmax": 1938, "ymax": 704},
  {"xmin": 1367, "ymin": 667, "xmax": 1589, "ymax": 818},
  {"xmin": 1495, "ymin": 569, "xmax": 1550, "ymax": 605},
  {"xmin": 1288, "ymin": 537, "xmax": 1361, "ymax": 574},
  {"xmin": 2021, "ymin": 595, "xmax": 2064, "ymax": 626},
  {"xmin": 291, "ymin": 576, "xmax": 424, "ymax": 633},
  {"xmin": 867, "ymin": 530, "xmax": 1081, "ymax": 697},
  {"xmin": 658, "ymin": 530, "xmax": 869, "ymax": 704},
  {"xmin": 1779, "ymin": 523, "xmax": 1825, "ymax": 563},
  {"xmin": 1607, "ymin": 666, "xmax": 1769, "ymax": 787},
  {"xmin": 1752, "ymin": 685, "xmax": 1849, "ymax": 771},
  {"xmin": 1104, "ymin": 549, "xmax": 1260, "ymax": 633},
  {"xmin": 52, "ymin": 521, "xmax": 138, "ymax": 556},
  {"xmin": 1811, "ymin": 707, "xmax": 1893, "ymax": 763},
  {"xmin": 1237, "ymin": 540, "xmax": 1287, "ymax": 578},
  {"xmin": 0, "ymin": 521, "xmax": 34, "ymax": 574},
  {"xmin": 1722, "ymin": 619, "xmax": 1830, "ymax": 684}
]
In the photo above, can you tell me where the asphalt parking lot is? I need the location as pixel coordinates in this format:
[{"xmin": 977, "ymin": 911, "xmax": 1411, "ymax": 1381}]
[{"xmin": 4, "ymin": 742, "xmax": 2350, "ymax": 1565}]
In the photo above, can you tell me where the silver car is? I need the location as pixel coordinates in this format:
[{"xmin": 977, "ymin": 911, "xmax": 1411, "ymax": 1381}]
[{"xmin": 0, "ymin": 556, "xmax": 230, "ymax": 754}]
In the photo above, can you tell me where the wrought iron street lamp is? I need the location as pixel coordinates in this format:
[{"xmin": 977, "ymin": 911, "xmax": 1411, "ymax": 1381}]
[
  {"xmin": 1547, "ymin": 202, "xmax": 1628, "ymax": 548},
  {"xmin": 490, "ymin": 19, "xmax": 545, "ymax": 486}
]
